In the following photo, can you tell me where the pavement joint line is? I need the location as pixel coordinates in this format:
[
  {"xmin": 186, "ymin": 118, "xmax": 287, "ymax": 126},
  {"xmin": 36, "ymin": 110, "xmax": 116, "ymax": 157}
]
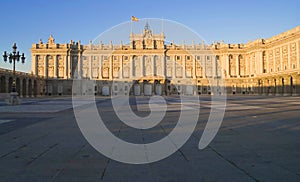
[
  {"xmin": 141, "ymin": 131, "xmax": 150, "ymax": 163},
  {"xmin": 101, "ymin": 121, "xmax": 123, "ymax": 180},
  {"xmin": 25, "ymin": 143, "xmax": 59, "ymax": 166},
  {"xmin": 208, "ymin": 145, "xmax": 260, "ymax": 182},
  {"xmin": 51, "ymin": 143, "xmax": 87, "ymax": 181},
  {"xmin": 159, "ymin": 125, "xmax": 189, "ymax": 162},
  {"xmin": 100, "ymin": 159, "xmax": 111, "ymax": 180},
  {"xmin": 0, "ymin": 133, "xmax": 51, "ymax": 159}
]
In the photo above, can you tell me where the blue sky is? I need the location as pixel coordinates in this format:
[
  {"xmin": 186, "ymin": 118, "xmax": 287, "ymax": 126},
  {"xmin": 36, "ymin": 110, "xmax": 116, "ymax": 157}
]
[{"xmin": 0, "ymin": 0, "xmax": 299, "ymax": 72}]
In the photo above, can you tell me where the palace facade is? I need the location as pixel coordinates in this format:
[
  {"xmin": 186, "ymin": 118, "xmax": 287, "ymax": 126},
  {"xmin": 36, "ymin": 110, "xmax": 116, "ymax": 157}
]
[{"xmin": 30, "ymin": 24, "xmax": 300, "ymax": 96}]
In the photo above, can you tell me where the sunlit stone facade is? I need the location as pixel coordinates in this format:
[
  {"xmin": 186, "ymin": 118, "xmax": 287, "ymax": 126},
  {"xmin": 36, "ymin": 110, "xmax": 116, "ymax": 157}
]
[{"xmin": 31, "ymin": 25, "xmax": 300, "ymax": 96}]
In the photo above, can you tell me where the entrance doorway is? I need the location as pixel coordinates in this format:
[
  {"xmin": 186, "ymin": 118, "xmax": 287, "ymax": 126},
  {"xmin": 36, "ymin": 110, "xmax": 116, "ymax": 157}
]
[
  {"xmin": 144, "ymin": 84, "xmax": 152, "ymax": 96},
  {"xmin": 155, "ymin": 84, "xmax": 162, "ymax": 95}
]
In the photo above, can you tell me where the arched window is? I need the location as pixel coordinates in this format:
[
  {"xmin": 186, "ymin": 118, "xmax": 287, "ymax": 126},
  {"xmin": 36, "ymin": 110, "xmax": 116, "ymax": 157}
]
[{"xmin": 229, "ymin": 54, "xmax": 235, "ymax": 76}]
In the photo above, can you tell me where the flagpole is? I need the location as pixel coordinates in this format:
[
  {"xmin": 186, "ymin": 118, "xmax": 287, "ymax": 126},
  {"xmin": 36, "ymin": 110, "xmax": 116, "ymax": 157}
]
[{"xmin": 162, "ymin": 17, "xmax": 164, "ymax": 34}]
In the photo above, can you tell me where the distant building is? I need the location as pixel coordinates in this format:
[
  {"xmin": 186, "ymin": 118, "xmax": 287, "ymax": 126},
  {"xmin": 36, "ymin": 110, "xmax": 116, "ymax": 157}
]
[
  {"xmin": 0, "ymin": 68, "xmax": 45, "ymax": 97},
  {"xmin": 30, "ymin": 24, "xmax": 300, "ymax": 96}
]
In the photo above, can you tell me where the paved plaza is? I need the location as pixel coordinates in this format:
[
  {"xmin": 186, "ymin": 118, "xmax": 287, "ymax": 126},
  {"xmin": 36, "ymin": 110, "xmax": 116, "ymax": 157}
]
[{"xmin": 0, "ymin": 95, "xmax": 299, "ymax": 181}]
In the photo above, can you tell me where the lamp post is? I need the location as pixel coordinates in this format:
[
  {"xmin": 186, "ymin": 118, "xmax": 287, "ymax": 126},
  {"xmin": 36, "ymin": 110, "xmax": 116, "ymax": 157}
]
[{"xmin": 3, "ymin": 43, "xmax": 26, "ymax": 105}]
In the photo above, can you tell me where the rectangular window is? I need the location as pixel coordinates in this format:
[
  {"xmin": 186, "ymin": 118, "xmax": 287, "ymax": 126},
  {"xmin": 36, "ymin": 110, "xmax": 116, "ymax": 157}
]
[
  {"xmin": 187, "ymin": 56, "xmax": 190, "ymax": 60},
  {"xmin": 197, "ymin": 56, "xmax": 201, "ymax": 60},
  {"xmin": 177, "ymin": 56, "xmax": 180, "ymax": 60}
]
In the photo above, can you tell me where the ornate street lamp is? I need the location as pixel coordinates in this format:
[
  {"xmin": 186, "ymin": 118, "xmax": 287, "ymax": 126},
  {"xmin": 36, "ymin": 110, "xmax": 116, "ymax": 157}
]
[{"xmin": 3, "ymin": 43, "xmax": 26, "ymax": 104}]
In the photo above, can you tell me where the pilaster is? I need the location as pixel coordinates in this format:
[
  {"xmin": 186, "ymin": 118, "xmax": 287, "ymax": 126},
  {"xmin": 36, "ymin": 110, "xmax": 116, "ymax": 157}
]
[
  {"xmin": 44, "ymin": 55, "xmax": 48, "ymax": 78},
  {"xmin": 54, "ymin": 55, "xmax": 58, "ymax": 78},
  {"xmin": 296, "ymin": 40, "xmax": 299, "ymax": 69},
  {"xmin": 236, "ymin": 55, "xmax": 240, "ymax": 77},
  {"xmin": 77, "ymin": 53, "xmax": 82, "ymax": 79},
  {"xmin": 89, "ymin": 55, "xmax": 92, "ymax": 79}
]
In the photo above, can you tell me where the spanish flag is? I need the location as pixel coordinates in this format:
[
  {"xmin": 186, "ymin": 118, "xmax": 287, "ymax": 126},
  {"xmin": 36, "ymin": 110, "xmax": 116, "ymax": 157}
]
[{"xmin": 131, "ymin": 16, "xmax": 139, "ymax": 22}]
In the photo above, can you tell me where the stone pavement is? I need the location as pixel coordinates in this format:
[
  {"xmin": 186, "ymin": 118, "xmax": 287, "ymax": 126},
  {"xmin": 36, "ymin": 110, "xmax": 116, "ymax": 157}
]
[{"xmin": 0, "ymin": 96, "xmax": 300, "ymax": 181}]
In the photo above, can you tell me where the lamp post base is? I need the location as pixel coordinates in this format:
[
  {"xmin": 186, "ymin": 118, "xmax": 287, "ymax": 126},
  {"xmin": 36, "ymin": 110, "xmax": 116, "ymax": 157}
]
[{"xmin": 5, "ymin": 92, "xmax": 21, "ymax": 105}]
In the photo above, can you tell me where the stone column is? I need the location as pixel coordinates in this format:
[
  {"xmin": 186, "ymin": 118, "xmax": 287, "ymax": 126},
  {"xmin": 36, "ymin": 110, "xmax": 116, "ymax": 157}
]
[
  {"xmin": 283, "ymin": 77, "xmax": 289, "ymax": 96},
  {"xmin": 32, "ymin": 55, "xmax": 37, "ymax": 75},
  {"xmin": 54, "ymin": 55, "xmax": 58, "ymax": 78},
  {"xmin": 99, "ymin": 56, "xmax": 102, "ymax": 79},
  {"xmin": 162, "ymin": 55, "xmax": 166, "ymax": 77},
  {"xmin": 225, "ymin": 55, "xmax": 229, "ymax": 78},
  {"xmin": 65, "ymin": 55, "xmax": 68, "ymax": 79},
  {"xmin": 269, "ymin": 79, "xmax": 274, "ymax": 95},
  {"xmin": 258, "ymin": 51, "xmax": 263, "ymax": 74},
  {"xmin": 183, "ymin": 56, "xmax": 186, "ymax": 78},
  {"xmin": 68, "ymin": 55, "xmax": 72, "ymax": 79},
  {"xmin": 152, "ymin": 56, "xmax": 155, "ymax": 76},
  {"xmin": 275, "ymin": 77, "xmax": 279, "ymax": 96},
  {"xmin": 280, "ymin": 47, "xmax": 283, "ymax": 71},
  {"xmin": 120, "ymin": 56, "xmax": 123, "ymax": 79},
  {"xmin": 129, "ymin": 56, "xmax": 133, "ymax": 79},
  {"xmin": 109, "ymin": 56, "xmax": 113, "ymax": 79},
  {"xmin": 293, "ymin": 77, "xmax": 299, "ymax": 96},
  {"xmin": 89, "ymin": 55, "xmax": 92, "ymax": 79},
  {"xmin": 25, "ymin": 79, "xmax": 29, "ymax": 97},
  {"xmin": 249, "ymin": 55, "xmax": 253, "ymax": 77},
  {"xmin": 255, "ymin": 52, "xmax": 259, "ymax": 74},
  {"xmin": 138, "ymin": 55, "xmax": 144, "ymax": 77},
  {"xmin": 36, "ymin": 56, "xmax": 39, "ymax": 76},
  {"xmin": 273, "ymin": 49, "xmax": 276, "ymax": 73},
  {"xmin": 266, "ymin": 50, "xmax": 269, "ymax": 73},
  {"xmin": 296, "ymin": 41, "xmax": 299, "ymax": 69},
  {"xmin": 236, "ymin": 55, "xmax": 240, "ymax": 77},
  {"xmin": 19, "ymin": 79, "xmax": 23, "ymax": 97},
  {"xmin": 212, "ymin": 56, "xmax": 216, "ymax": 78},
  {"xmin": 243, "ymin": 54, "xmax": 249, "ymax": 75},
  {"xmin": 279, "ymin": 77, "xmax": 284, "ymax": 96},
  {"xmin": 265, "ymin": 79, "xmax": 269, "ymax": 95},
  {"xmin": 172, "ymin": 56, "xmax": 176, "ymax": 79},
  {"xmin": 203, "ymin": 55, "xmax": 207, "ymax": 78},
  {"xmin": 141, "ymin": 56, "xmax": 144, "ymax": 77},
  {"xmin": 77, "ymin": 53, "xmax": 82, "ymax": 79},
  {"xmin": 44, "ymin": 55, "xmax": 48, "ymax": 78},
  {"xmin": 288, "ymin": 44, "xmax": 291, "ymax": 70},
  {"xmin": 193, "ymin": 55, "xmax": 196, "ymax": 79}
]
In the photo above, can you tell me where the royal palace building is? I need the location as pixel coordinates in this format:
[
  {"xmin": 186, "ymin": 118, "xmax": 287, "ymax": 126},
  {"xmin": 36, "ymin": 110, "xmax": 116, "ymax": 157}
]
[{"xmin": 29, "ymin": 24, "xmax": 300, "ymax": 96}]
